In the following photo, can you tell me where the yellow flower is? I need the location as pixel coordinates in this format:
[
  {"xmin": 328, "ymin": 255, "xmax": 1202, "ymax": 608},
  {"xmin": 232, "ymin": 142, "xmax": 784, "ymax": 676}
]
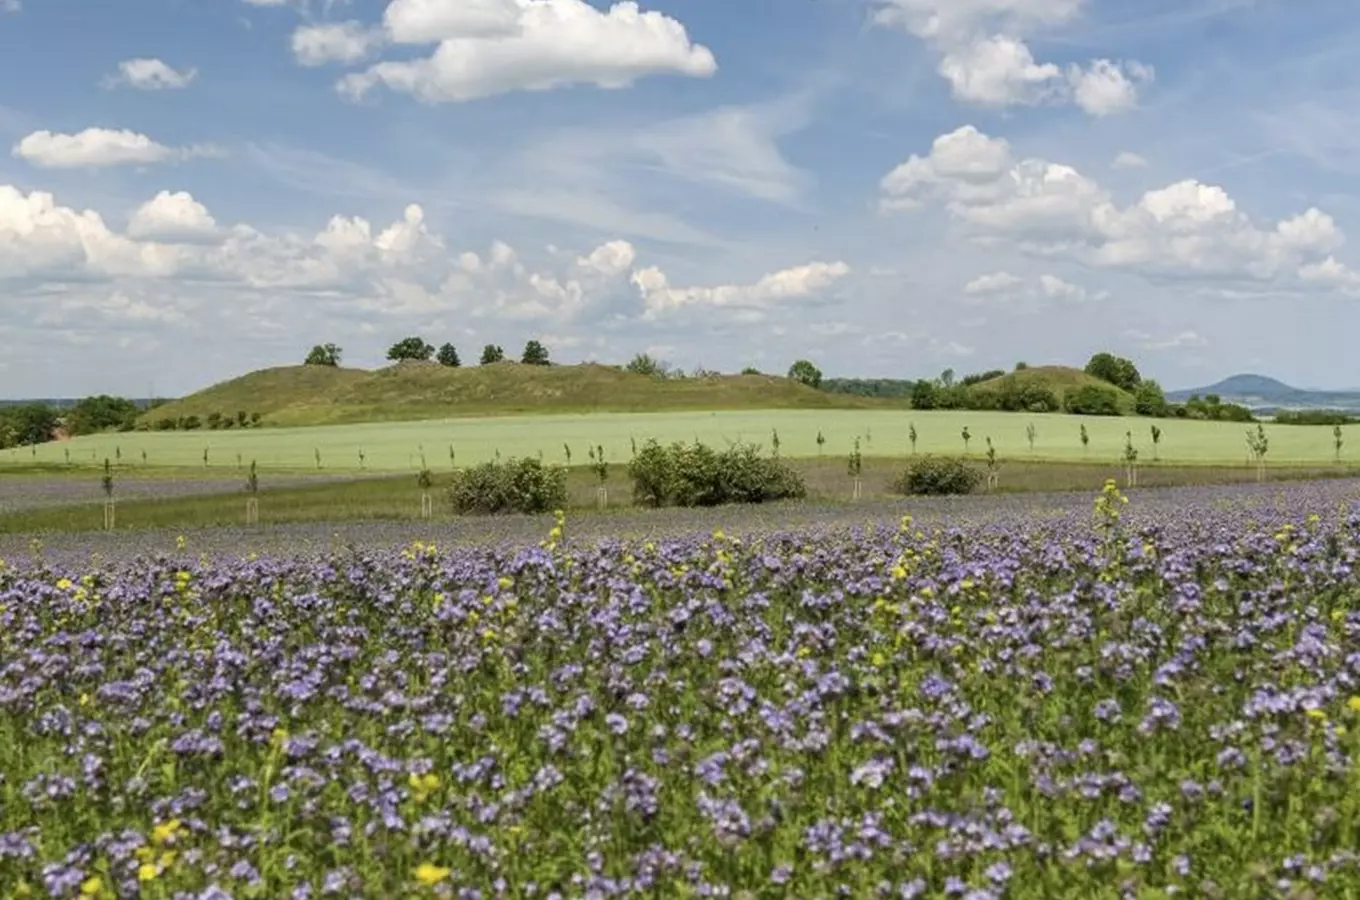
[
  {"xmin": 79, "ymin": 693, "xmax": 90, "ymax": 707},
  {"xmin": 151, "ymin": 819, "xmax": 182, "ymax": 845},
  {"xmin": 408, "ymin": 772, "xmax": 441, "ymax": 801},
  {"xmin": 497, "ymin": 576, "xmax": 514, "ymax": 591},
  {"xmin": 80, "ymin": 876, "xmax": 102, "ymax": 896},
  {"xmin": 1307, "ymin": 708, "xmax": 1327, "ymax": 721},
  {"xmin": 1347, "ymin": 696, "xmax": 1360, "ymax": 715},
  {"xmin": 175, "ymin": 535, "xmax": 186, "ymax": 551},
  {"xmin": 56, "ymin": 578, "xmax": 73, "ymax": 590},
  {"xmin": 871, "ymin": 651, "xmax": 887, "ymax": 668},
  {"xmin": 890, "ymin": 565, "xmax": 907, "ymax": 580},
  {"xmin": 137, "ymin": 863, "xmax": 159, "ymax": 883},
  {"xmin": 415, "ymin": 863, "xmax": 451, "ymax": 886}
]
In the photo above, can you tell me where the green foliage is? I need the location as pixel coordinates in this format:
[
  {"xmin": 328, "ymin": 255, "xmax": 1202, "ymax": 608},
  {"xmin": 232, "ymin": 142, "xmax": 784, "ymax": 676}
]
[
  {"xmin": 959, "ymin": 369, "xmax": 1005, "ymax": 387},
  {"xmin": 891, "ymin": 456, "xmax": 982, "ymax": 496},
  {"xmin": 625, "ymin": 353, "xmax": 665, "ymax": 376},
  {"xmin": 304, "ymin": 343, "xmax": 342, "ymax": 366},
  {"xmin": 0, "ymin": 403, "xmax": 58, "ymax": 447},
  {"xmin": 435, "ymin": 343, "xmax": 461, "ymax": 367},
  {"xmin": 910, "ymin": 380, "xmax": 938, "ymax": 410},
  {"xmin": 1133, "ymin": 379, "xmax": 1169, "ymax": 417},
  {"xmin": 521, "ymin": 340, "xmax": 551, "ymax": 366},
  {"xmin": 786, "ymin": 359, "xmax": 823, "ymax": 389},
  {"xmin": 245, "ymin": 459, "xmax": 258, "ymax": 494},
  {"xmin": 821, "ymin": 377, "xmax": 915, "ymax": 398},
  {"xmin": 1274, "ymin": 409, "xmax": 1357, "ymax": 426},
  {"xmin": 1181, "ymin": 394, "xmax": 1255, "ymax": 422},
  {"xmin": 740, "ymin": 366, "xmax": 760, "ymax": 375},
  {"xmin": 101, "ymin": 458, "xmax": 114, "ymax": 499},
  {"xmin": 448, "ymin": 457, "xmax": 568, "ymax": 515},
  {"xmin": 627, "ymin": 439, "xmax": 806, "ymax": 508},
  {"xmin": 1063, "ymin": 384, "xmax": 1123, "ymax": 416},
  {"xmin": 1084, "ymin": 352, "xmax": 1142, "ymax": 392},
  {"xmin": 971, "ymin": 380, "xmax": 1061, "ymax": 413},
  {"xmin": 588, "ymin": 444, "xmax": 608, "ymax": 484},
  {"xmin": 66, "ymin": 395, "xmax": 140, "ymax": 435},
  {"xmin": 386, "ymin": 336, "xmax": 435, "ymax": 362},
  {"xmin": 479, "ymin": 344, "xmax": 506, "ymax": 365},
  {"xmin": 848, "ymin": 436, "xmax": 863, "ymax": 479}
]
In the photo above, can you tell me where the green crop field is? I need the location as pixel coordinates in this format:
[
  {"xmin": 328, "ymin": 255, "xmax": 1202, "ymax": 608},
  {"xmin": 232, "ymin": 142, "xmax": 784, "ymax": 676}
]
[{"xmin": 3, "ymin": 409, "xmax": 1349, "ymax": 473}]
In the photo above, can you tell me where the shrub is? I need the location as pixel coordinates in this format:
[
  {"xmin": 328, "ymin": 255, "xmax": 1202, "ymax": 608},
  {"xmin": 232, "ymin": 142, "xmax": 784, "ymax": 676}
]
[
  {"xmin": 448, "ymin": 457, "xmax": 567, "ymax": 515},
  {"xmin": 1063, "ymin": 384, "xmax": 1123, "ymax": 416},
  {"xmin": 892, "ymin": 456, "xmax": 982, "ymax": 496},
  {"xmin": 628, "ymin": 439, "xmax": 805, "ymax": 508}
]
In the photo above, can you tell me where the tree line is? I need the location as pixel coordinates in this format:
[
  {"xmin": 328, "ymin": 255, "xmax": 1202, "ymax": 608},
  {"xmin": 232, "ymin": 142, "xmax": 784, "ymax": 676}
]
[{"xmin": 305, "ymin": 338, "xmax": 550, "ymax": 368}]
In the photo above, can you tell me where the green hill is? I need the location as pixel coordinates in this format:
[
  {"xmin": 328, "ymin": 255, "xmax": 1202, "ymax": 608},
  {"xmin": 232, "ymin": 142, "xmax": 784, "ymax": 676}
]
[
  {"xmin": 138, "ymin": 361, "xmax": 905, "ymax": 428},
  {"xmin": 968, "ymin": 366, "xmax": 1137, "ymax": 413}
]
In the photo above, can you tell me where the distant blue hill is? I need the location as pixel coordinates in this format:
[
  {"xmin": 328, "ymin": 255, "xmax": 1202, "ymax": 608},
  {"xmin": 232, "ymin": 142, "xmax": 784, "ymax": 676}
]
[{"xmin": 1167, "ymin": 374, "xmax": 1360, "ymax": 413}]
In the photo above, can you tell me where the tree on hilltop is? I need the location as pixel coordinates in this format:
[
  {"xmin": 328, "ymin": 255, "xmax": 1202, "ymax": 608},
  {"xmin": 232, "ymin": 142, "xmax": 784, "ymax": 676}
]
[
  {"xmin": 626, "ymin": 352, "xmax": 664, "ymax": 376},
  {"xmin": 787, "ymin": 359, "xmax": 823, "ymax": 389},
  {"xmin": 521, "ymin": 340, "xmax": 551, "ymax": 366},
  {"xmin": 1085, "ymin": 352, "xmax": 1141, "ymax": 392},
  {"xmin": 305, "ymin": 343, "xmax": 342, "ymax": 367},
  {"xmin": 436, "ymin": 343, "xmax": 461, "ymax": 367},
  {"xmin": 480, "ymin": 344, "xmax": 506, "ymax": 365},
  {"xmin": 387, "ymin": 337, "xmax": 435, "ymax": 362}
]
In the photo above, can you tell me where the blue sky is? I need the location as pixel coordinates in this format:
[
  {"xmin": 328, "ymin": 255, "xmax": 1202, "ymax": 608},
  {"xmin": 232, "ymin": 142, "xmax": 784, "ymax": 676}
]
[{"xmin": 2, "ymin": 0, "xmax": 1359, "ymax": 398}]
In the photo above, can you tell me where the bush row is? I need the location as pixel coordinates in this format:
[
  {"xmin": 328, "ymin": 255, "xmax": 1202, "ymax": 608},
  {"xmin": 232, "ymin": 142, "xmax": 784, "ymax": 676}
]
[
  {"xmin": 628, "ymin": 440, "xmax": 806, "ymax": 508},
  {"xmin": 149, "ymin": 412, "xmax": 264, "ymax": 431},
  {"xmin": 445, "ymin": 446, "xmax": 994, "ymax": 515}
]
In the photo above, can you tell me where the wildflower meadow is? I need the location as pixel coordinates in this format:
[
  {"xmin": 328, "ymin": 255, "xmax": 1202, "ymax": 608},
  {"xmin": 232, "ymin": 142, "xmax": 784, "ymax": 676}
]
[{"xmin": 5, "ymin": 483, "xmax": 1360, "ymax": 897}]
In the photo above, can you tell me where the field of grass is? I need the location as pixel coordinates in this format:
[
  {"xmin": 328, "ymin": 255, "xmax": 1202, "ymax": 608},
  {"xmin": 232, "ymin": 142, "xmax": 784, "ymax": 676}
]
[
  {"xmin": 137, "ymin": 361, "xmax": 902, "ymax": 427},
  {"xmin": 5, "ymin": 456, "xmax": 1357, "ymax": 534},
  {"xmin": 9, "ymin": 408, "xmax": 1353, "ymax": 474}
]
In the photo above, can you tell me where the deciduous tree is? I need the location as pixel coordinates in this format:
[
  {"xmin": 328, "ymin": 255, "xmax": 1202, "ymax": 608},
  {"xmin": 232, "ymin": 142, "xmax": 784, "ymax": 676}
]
[
  {"xmin": 386, "ymin": 337, "xmax": 435, "ymax": 362},
  {"xmin": 436, "ymin": 343, "xmax": 461, "ymax": 367},
  {"xmin": 305, "ymin": 343, "xmax": 342, "ymax": 366},
  {"xmin": 787, "ymin": 359, "xmax": 823, "ymax": 389}
]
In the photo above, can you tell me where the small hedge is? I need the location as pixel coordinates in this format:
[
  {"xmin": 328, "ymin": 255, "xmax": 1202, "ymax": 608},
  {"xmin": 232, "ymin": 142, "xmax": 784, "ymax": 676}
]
[
  {"xmin": 449, "ymin": 457, "xmax": 568, "ymax": 514},
  {"xmin": 892, "ymin": 456, "xmax": 982, "ymax": 496},
  {"xmin": 1063, "ymin": 384, "xmax": 1123, "ymax": 416},
  {"xmin": 628, "ymin": 439, "xmax": 806, "ymax": 508}
]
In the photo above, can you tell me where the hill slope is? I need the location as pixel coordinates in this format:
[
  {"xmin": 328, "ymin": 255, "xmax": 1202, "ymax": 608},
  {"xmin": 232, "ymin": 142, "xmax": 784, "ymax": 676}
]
[
  {"xmin": 138, "ymin": 362, "xmax": 905, "ymax": 427},
  {"xmin": 1168, "ymin": 374, "xmax": 1360, "ymax": 412},
  {"xmin": 969, "ymin": 366, "xmax": 1137, "ymax": 412}
]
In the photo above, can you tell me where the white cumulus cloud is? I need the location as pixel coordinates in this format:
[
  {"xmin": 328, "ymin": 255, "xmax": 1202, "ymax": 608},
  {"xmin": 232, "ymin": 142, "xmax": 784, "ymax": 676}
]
[
  {"xmin": 103, "ymin": 58, "xmax": 198, "ymax": 90},
  {"xmin": 13, "ymin": 128, "xmax": 215, "ymax": 169},
  {"xmin": 872, "ymin": 0, "xmax": 1151, "ymax": 115},
  {"xmin": 633, "ymin": 260, "xmax": 850, "ymax": 317},
  {"xmin": 127, "ymin": 191, "xmax": 218, "ymax": 241},
  {"xmin": 336, "ymin": 0, "xmax": 717, "ymax": 104},
  {"xmin": 881, "ymin": 125, "xmax": 1349, "ymax": 283},
  {"xmin": 964, "ymin": 271, "xmax": 1024, "ymax": 293},
  {"xmin": 292, "ymin": 22, "xmax": 385, "ymax": 66}
]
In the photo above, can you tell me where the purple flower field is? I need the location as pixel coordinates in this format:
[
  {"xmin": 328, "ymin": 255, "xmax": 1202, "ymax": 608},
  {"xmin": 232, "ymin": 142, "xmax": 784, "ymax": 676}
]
[{"xmin": 5, "ymin": 479, "xmax": 1360, "ymax": 897}]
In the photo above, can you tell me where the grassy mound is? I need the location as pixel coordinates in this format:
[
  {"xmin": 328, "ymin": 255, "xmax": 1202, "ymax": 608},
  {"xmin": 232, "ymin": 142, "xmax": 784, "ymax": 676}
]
[
  {"xmin": 139, "ymin": 362, "xmax": 901, "ymax": 428},
  {"xmin": 969, "ymin": 366, "xmax": 1136, "ymax": 413}
]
